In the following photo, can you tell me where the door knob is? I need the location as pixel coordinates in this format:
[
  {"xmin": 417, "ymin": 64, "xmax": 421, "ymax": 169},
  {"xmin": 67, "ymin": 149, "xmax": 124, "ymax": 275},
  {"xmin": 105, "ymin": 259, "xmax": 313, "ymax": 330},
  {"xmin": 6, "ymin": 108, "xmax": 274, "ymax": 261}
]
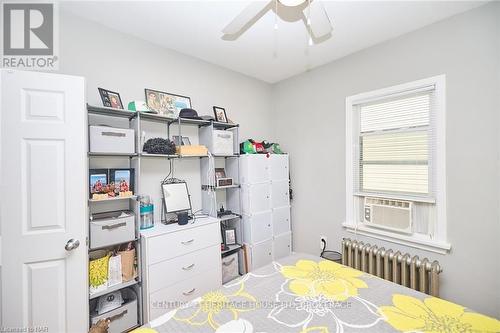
[{"xmin": 65, "ymin": 238, "xmax": 80, "ymax": 251}]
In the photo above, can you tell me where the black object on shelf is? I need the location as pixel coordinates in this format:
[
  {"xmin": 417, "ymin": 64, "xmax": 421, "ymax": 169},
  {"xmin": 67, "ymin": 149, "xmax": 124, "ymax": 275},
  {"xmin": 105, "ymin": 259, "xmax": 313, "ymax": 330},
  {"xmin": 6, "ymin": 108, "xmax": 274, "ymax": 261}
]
[
  {"xmin": 320, "ymin": 239, "xmax": 342, "ymax": 264},
  {"xmin": 143, "ymin": 138, "xmax": 176, "ymax": 155}
]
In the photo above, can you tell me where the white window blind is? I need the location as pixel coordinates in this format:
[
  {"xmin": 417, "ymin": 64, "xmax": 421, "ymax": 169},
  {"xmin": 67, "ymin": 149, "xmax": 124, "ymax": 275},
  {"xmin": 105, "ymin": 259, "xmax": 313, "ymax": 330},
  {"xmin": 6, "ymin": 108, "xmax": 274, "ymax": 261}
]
[{"xmin": 356, "ymin": 88, "xmax": 435, "ymax": 198}]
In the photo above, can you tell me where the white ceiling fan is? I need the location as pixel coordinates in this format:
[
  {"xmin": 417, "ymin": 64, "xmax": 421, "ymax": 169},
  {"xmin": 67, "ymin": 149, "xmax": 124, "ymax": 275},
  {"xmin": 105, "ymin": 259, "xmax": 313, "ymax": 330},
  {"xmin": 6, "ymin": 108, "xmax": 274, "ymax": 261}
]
[{"xmin": 222, "ymin": 0, "xmax": 333, "ymax": 42}]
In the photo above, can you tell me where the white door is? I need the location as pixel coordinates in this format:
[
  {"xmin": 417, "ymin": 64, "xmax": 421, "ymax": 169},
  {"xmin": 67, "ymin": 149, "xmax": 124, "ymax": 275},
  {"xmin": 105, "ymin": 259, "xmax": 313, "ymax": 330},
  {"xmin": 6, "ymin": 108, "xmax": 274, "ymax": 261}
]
[
  {"xmin": 272, "ymin": 180, "xmax": 290, "ymax": 208},
  {"xmin": 0, "ymin": 70, "xmax": 87, "ymax": 332},
  {"xmin": 250, "ymin": 240, "xmax": 273, "ymax": 270},
  {"xmin": 242, "ymin": 211, "xmax": 272, "ymax": 243},
  {"xmin": 272, "ymin": 206, "xmax": 291, "ymax": 236},
  {"xmin": 241, "ymin": 183, "xmax": 270, "ymax": 213},
  {"xmin": 273, "ymin": 232, "xmax": 292, "ymax": 260},
  {"xmin": 270, "ymin": 155, "xmax": 289, "ymax": 181},
  {"xmin": 240, "ymin": 155, "xmax": 269, "ymax": 184}
]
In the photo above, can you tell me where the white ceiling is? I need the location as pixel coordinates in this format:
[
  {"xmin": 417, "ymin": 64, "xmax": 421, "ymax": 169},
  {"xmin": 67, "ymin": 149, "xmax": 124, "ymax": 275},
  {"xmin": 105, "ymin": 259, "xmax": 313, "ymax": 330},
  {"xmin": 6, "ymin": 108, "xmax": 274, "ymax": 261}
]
[{"xmin": 62, "ymin": 1, "xmax": 486, "ymax": 83}]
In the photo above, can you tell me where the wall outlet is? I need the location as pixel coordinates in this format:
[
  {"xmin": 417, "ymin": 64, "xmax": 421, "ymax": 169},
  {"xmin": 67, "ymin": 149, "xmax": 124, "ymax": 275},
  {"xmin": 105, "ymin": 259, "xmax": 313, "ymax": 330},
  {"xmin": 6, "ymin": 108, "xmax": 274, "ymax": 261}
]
[{"xmin": 320, "ymin": 236, "xmax": 327, "ymax": 250}]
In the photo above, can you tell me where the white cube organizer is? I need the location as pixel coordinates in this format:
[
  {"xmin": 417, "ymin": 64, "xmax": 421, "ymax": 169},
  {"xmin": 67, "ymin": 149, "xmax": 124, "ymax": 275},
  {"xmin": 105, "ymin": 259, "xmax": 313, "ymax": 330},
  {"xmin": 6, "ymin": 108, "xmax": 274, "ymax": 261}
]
[
  {"xmin": 222, "ymin": 253, "xmax": 239, "ymax": 284},
  {"xmin": 90, "ymin": 211, "xmax": 136, "ymax": 249},
  {"xmin": 89, "ymin": 125, "xmax": 135, "ymax": 154},
  {"xmin": 239, "ymin": 154, "xmax": 292, "ymax": 271}
]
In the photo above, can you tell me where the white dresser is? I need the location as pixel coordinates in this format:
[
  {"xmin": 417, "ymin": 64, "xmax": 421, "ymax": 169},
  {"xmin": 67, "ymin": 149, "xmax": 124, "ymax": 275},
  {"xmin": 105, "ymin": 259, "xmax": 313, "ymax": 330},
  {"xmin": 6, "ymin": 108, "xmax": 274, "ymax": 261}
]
[
  {"xmin": 239, "ymin": 154, "xmax": 292, "ymax": 270},
  {"xmin": 140, "ymin": 217, "xmax": 222, "ymax": 321}
]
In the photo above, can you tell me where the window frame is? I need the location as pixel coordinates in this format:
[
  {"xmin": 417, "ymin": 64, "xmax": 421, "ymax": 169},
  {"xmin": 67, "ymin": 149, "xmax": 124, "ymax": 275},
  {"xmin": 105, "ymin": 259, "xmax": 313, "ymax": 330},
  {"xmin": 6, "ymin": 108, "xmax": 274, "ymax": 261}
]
[{"xmin": 344, "ymin": 75, "xmax": 450, "ymax": 254}]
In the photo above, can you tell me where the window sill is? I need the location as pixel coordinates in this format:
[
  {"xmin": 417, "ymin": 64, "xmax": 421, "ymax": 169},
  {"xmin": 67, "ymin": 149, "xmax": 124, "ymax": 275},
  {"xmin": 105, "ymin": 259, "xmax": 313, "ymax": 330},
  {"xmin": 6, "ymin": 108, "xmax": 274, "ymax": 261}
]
[{"xmin": 342, "ymin": 222, "xmax": 451, "ymax": 255}]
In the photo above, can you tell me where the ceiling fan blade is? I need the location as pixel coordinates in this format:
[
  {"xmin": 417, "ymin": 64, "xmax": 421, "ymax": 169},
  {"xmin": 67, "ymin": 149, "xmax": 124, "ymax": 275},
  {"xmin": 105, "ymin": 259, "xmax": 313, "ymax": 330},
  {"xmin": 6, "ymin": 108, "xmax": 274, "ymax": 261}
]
[
  {"xmin": 304, "ymin": 1, "xmax": 332, "ymax": 39},
  {"xmin": 222, "ymin": 1, "xmax": 271, "ymax": 35}
]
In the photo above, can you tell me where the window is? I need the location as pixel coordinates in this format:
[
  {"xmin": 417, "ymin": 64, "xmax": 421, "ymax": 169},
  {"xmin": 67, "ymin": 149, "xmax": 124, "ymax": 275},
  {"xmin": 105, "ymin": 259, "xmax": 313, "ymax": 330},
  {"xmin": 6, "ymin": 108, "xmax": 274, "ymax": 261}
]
[{"xmin": 345, "ymin": 75, "xmax": 450, "ymax": 254}]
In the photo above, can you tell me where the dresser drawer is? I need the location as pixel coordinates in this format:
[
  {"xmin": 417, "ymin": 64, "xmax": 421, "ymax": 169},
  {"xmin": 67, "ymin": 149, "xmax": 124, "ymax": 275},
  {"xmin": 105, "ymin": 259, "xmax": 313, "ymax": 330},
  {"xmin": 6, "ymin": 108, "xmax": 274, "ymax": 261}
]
[
  {"xmin": 147, "ymin": 222, "xmax": 220, "ymax": 264},
  {"xmin": 148, "ymin": 245, "xmax": 220, "ymax": 293},
  {"xmin": 149, "ymin": 267, "xmax": 221, "ymax": 321}
]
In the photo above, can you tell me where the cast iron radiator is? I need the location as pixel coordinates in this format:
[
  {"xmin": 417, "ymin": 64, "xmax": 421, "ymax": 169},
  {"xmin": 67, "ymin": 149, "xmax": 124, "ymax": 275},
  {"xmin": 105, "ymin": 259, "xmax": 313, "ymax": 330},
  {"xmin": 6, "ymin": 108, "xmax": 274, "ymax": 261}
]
[{"xmin": 341, "ymin": 238, "xmax": 442, "ymax": 297}]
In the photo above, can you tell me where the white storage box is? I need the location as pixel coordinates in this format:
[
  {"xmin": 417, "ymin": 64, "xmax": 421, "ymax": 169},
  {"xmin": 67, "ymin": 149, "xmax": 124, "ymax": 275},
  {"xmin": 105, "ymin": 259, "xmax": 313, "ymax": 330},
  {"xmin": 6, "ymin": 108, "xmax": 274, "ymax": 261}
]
[
  {"xmin": 89, "ymin": 125, "xmax": 135, "ymax": 154},
  {"xmin": 222, "ymin": 253, "xmax": 239, "ymax": 284},
  {"xmin": 90, "ymin": 288, "xmax": 138, "ymax": 333},
  {"xmin": 200, "ymin": 127, "xmax": 234, "ymax": 156},
  {"xmin": 90, "ymin": 211, "xmax": 135, "ymax": 249}
]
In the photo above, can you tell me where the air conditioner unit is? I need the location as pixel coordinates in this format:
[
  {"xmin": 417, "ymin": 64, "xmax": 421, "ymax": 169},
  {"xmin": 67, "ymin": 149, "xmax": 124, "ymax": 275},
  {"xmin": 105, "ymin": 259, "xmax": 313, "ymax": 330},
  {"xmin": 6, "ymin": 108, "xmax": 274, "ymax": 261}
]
[{"xmin": 364, "ymin": 197, "xmax": 412, "ymax": 234}]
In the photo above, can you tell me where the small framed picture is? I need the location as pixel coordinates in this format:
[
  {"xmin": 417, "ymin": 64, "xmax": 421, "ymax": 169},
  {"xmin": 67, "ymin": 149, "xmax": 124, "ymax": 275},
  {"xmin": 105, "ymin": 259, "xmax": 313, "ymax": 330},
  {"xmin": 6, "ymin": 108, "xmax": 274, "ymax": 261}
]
[
  {"xmin": 172, "ymin": 135, "xmax": 182, "ymax": 146},
  {"xmin": 98, "ymin": 88, "xmax": 123, "ymax": 109},
  {"xmin": 215, "ymin": 168, "xmax": 226, "ymax": 179},
  {"xmin": 109, "ymin": 168, "xmax": 135, "ymax": 194},
  {"xmin": 145, "ymin": 88, "xmax": 191, "ymax": 117},
  {"xmin": 89, "ymin": 169, "xmax": 108, "ymax": 198},
  {"xmin": 225, "ymin": 229, "xmax": 236, "ymax": 245},
  {"xmin": 213, "ymin": 106, "xmax": 228, "ymax": 123},
  {"xmin": 181, "ymin": 136, "xmax": 191, "ymax": 146}
]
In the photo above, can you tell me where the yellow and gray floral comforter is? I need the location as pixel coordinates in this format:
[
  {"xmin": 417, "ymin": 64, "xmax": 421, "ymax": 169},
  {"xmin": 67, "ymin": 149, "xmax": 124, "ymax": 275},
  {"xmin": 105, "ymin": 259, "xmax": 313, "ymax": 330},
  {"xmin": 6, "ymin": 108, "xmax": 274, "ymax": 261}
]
[{"xmin": 143, "ymin": 253, "xmax": 500, "ymax": 333}]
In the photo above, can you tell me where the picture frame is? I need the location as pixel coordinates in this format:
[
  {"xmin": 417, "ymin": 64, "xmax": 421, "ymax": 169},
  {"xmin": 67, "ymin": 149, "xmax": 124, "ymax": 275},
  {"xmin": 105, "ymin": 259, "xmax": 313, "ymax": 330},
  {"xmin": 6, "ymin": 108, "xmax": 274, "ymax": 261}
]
[
  {"xmin": 225, "ymin": 229, "xmax": 236, "ymax": 245},
  {"xmin": 89, "ymin": 169, "xmax": 108, "ymax": 198},
  {"xmin": 213, "ymin": 106, "xmax": 228, "ymax": 123},
  {"xmin": 109, "ymin": 168, "xmax": 135, "ymax": 194},
  {"xmin": 215, "ymin": 168, "xmax": 226, "ymax": 179},
  {"xmin": 172, "ymin": 135, "xmax": 182, "ymax": 146},
  {"xmin": 98, "ymin": 88, "xmax": 123, "ymax": 109},
  {"xmin": 145, "ymin": 88, "xmax": 191, "ymax": 117},
  {"xmin": 172, "ymin": 136, "xmax": 192, "ymax": 146}
]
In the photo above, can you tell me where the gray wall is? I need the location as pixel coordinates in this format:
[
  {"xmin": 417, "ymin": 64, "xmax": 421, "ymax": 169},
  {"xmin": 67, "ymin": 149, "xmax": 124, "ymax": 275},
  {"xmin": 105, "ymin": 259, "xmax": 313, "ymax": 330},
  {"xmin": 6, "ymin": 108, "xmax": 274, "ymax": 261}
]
[
  {"xmin": 57, "ymin": 10, "xmax": 274, "ymax": 141},
  {"xmin": 272, "ymin": 3, "xmax": 500, "ymax": 317}
]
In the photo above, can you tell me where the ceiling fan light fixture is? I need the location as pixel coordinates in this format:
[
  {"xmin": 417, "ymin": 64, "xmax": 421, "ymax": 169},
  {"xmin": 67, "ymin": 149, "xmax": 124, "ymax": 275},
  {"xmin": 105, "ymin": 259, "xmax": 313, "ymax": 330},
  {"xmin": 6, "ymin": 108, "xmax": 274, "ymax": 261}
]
[{"xmin": 278, "ymin": 0, "xmax": 306, "ymax": 7}]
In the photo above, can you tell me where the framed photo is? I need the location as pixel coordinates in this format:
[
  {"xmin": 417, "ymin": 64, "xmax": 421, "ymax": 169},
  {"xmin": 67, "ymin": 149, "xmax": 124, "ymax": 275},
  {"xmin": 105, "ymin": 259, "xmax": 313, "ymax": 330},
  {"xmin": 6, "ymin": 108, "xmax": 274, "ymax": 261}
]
[
  {"xmin": 213, "ymin": 106, "xmax": 228, "ymax": 123},
  {"xmin": 145, "ymin": 88, "xmax": 191, "ymax": 117},
  {"xmin": 215, "ymin": 168, "xmax": 226, "ymax": 179},
  {"xmin": 109, "ymin": 168, "xmax": 135, "ymax": 194},
  {"xmin": 225, "ymin": 229, "xmax": 236, "ymax": 245},
  {"xmin": 172, "ymin": 135, "xmax": 182, "ymax": 146},
  {"xmin": 98, "ymin": 88, "xmax": 123, "ymax": 109},
  {"xmin": 181, "ymin": 136, "xmax": 191, "ymax": 146},
  {"xmin": 89, "ymin": 169, "xmax": 108, "ymax": 198}
]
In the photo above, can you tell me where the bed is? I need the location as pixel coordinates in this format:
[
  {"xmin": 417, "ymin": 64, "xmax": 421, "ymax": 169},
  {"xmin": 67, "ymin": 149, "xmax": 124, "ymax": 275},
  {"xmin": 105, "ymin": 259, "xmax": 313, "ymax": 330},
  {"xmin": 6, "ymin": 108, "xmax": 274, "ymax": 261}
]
[{"xmin": 138, "ymin": 253, "xmax": 500, "ymax": 333}]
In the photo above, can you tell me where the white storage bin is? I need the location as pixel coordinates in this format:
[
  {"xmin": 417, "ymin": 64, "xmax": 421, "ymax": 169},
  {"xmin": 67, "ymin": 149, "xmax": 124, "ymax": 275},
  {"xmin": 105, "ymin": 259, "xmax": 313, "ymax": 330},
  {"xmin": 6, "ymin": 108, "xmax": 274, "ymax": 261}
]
[
  {"xmin": 90, "ymin": 288, "xmax": 138, "ymax": 333},
  {"xmin": 199, "ymin": 127, "xmax": 235, "ymax": 156},
  {"xmin": 89, "ymin": 125, "xmax": 135, "ymax": 154},
  {"xmin": 222, "ymin": 253, "xmax": 239, "ymax": 284},
  {"xmin": 90, "ymin": 211, "xmax": 135, "ymax": 249},
  {"xmin": 274, "ymin": 232, "xmax": 292, "ymax": 260},
  {"xmin": 242, "ymin": 211, "xmax": 272, "ymax": 244}
]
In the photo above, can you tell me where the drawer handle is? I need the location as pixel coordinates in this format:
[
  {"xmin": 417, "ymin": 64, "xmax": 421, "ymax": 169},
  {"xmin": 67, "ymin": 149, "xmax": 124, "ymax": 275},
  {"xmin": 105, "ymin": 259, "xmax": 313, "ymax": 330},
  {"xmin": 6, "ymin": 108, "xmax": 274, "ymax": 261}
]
[
  {"xmin": 181, "ymin": 239, "xmax": 195, "ymax": 245},
  {"xmin": 107, "ymin": 309, "xmax": 128, "ymax": 322},
  {"xmin": 223, "ymin": 258, "xmax": 235, "ymax": 266},
  {"xmin": 102, "ymin": 222, "xmax": 126, "ymax": 230},
  {"xmin": 101, "ymin": 131, "xmax": 126, "ymax": 137},
  {"xmin": 183, "ymin": 288, "xmax": 196, "ymax": 296},
  {"xmin": 182, "ymin": 263, "xmax": 195, "ymax": 270}
]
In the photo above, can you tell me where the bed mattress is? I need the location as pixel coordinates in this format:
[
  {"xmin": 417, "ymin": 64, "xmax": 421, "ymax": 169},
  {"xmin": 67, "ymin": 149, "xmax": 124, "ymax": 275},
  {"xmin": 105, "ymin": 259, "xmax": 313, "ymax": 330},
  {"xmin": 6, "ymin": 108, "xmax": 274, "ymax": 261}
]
[{"xmin": 141, "ymin": 253, "xmax": 500, "ymax": 333}]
